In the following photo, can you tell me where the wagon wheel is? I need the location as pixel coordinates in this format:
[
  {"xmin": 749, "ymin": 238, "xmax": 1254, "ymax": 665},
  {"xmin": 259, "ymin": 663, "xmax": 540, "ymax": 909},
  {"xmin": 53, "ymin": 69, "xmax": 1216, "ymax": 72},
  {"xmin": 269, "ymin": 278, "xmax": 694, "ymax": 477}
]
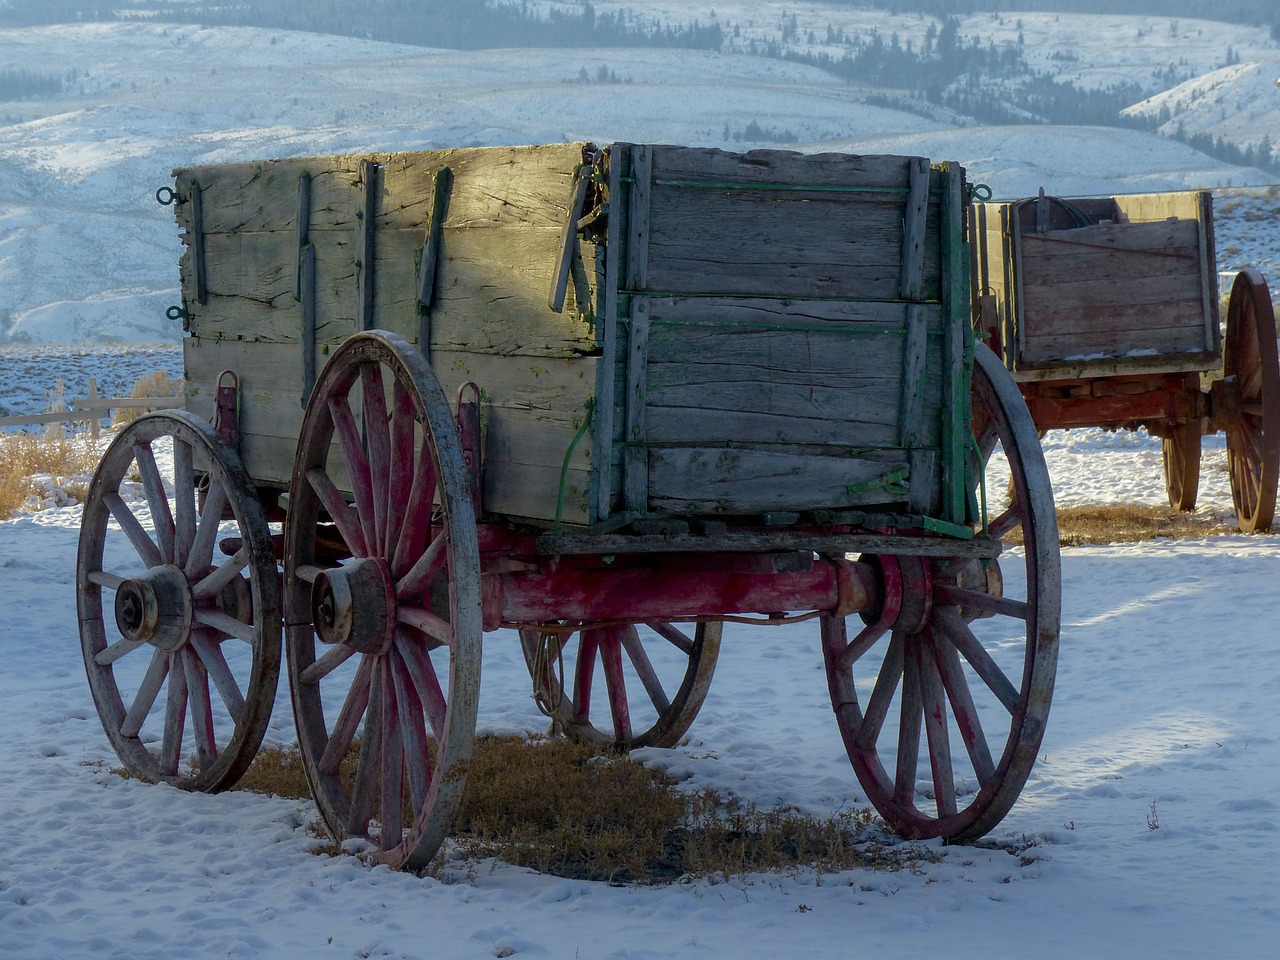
[
  {"xmin": 822, "ymin": 343, "xmax": 1060, "ymax": 840},
  {"xmin": 1223, "ymin": 267, "xmax": 1280, "ymax": 533},
  {"xmin": 519, "ymin": 621, "xmax": 722, "ymax": 749},
  {"xmin": 77, "ymin": 410, "xmax": 281, "ymax": 791},
  {"xmin": 1161, "ymin": 419, "xmax": 1202, "ymax": 512},
  {"xmin": 284, "ymin": 331, "xmax": 482, "ymax": 873}
]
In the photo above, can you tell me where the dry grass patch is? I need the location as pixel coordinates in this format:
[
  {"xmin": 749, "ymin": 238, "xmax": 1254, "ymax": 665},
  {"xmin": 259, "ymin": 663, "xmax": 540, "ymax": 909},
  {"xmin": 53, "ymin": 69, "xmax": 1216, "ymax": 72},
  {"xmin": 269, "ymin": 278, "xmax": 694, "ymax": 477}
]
[
  {"xmin": 111, "ymin": 370, "xmax": 184, "ymax": 427},
  {"xmin": 237, "ymin": 736, "xmax": 934, "ymax": 883},
  {"xmin": 1052, "ymin": 504, "xmax": 1236, "ymax": 546},
  {"xmin": 0, "ymin": 428, "xmax": 99, "ymax": 521}
]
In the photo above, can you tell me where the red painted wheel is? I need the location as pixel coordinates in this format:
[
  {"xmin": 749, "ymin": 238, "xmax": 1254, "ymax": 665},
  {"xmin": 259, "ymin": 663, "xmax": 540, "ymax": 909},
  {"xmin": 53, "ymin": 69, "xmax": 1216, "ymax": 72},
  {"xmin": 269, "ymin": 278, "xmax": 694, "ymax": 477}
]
[
  {"xmin": 822, "ymin": 343, "xmax": 1060, "ymax": 840},
  {"xmin": 519, "ymin": 621, "xmax": 721, "ymax": 749},
  {"xmin": 284, "ymin": 332, "xmax": 482, "ymax": 872},
  {"xmin": 77, "ymin": 411, "xmax": 281, "ymax": 791},
  {"xmin": 1224, "ymin": 268, "xmax": 1280, "ymax": 533},
  {"xmin": 1161, "ymin": 419, "xmax": 1202, "ymax": 512}
]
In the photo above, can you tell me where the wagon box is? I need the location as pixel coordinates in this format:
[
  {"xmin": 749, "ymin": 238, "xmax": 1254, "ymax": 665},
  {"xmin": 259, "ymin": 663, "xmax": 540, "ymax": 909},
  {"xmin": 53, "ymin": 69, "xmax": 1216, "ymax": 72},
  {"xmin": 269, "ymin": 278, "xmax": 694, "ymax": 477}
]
[
  {"xmin": 972, "ymin": 189, "xmax": 1219, "ymax": 377},
  {"xmin": 175, "ymin": 142, "xmax": 975, "ymax": 531}
]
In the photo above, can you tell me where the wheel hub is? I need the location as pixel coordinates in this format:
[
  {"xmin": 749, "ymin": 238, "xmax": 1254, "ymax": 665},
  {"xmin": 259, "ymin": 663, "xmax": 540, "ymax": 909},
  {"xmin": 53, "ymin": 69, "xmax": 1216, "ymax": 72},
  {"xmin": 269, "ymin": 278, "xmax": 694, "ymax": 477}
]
[
  {"xmin": 114, "ymin": 565, "xmax": 193, "ymax": 651},
  {"xmin": 858, "ymin": 555, "xmax": 932, "ymax": 634},
  {"xmin": 311, "ymin": 558, "xmax": 397, "ymax": 653}
]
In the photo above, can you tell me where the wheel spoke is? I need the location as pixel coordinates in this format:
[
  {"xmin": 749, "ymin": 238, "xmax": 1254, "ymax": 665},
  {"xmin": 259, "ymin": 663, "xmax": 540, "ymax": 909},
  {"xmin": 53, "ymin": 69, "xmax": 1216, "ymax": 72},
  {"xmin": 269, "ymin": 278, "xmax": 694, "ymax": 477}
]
[
  {"xmin": 173, "ymin": 439, "xmax": 197, "ymax": 568},
  {"xmin": 318, "ymin": 654, "xmax": 373, "ymax": 775},
  {"xmin": 894, "ymin": 635, "xmax": 924, "ymax": 808},
  {"xmin": 190, "ymin": 545, "xmax": 251, "ymax": 601},
  {"xmin": 386, "ymin": 379, "xmax": 418, "ymax": 566},
  {"xmin": 834, "ymin": 622, "xmax": 889, "ymax": 672},
  {"xmin": 328, "ymin": 393, "xmax": 378, "ymax": 556},
  {"xmin": 133, "ymin": 442, "xmax": 176, "ymax": 564},
  {"xmin": 930, "ymin": 629, "xmax": 996, "ymax": 787},
  {"xmin": 917, "ymin": 638, "xmax": 957, "ymax": 818},
  {"xmin": 599, "ymin": 627, "xmax": 633, "ymax": 743},
  {"xmin": 160, "ymin": 652, "xmax": 189, "ymax": 776},
  {"xmin": 185, "ymin": 480, "xmax": 227, "ymax": 578},
  {"xmin": 390, "ymin": 644, "xmax": 431, "ymax": 814},
  {"xmin": 854, "ymin": 632, "xmax": 905, "ymax": 751},
  {"xmin": 396, "ymin": 603, "xmax": 454, "ymax": 649},
  {"xmin": 95, "ymin": 636, "xmax": 148, "ymax": 667},
  {"xmin": 104, "ymin": 492, "xmax": 163, "ymax": 569},
  {"xmin": 987, "ymin": 504, "xmax": 1023, "ymax": 540},
  {"xmin": 644, "ymin": 621, "xmax": 694, "ymax": 656},
  {"xmin": 933, "ymin": 583, "xmax": 1029, "ymax": 621},
  {"xmin": 306, "ymin": 467, "xmax": 368, "ymax": 558},
  {"xmin": 361, "ymin": 364, "xmax": 392, "ymax": 558},
  {"xmin": 120, "ymin": 648, "xmax": 170, "ymax": 738},
  {"xmin": 621, "ymin": 628, "xmax": 671, "ymax": 715},
  {"xmin": 300, "ymin": 642, "xmax": 358, "ymax": 687},
  {"xmin": 396, "ymin": 534, "xmax": 447, "ymax": 601},
  {"xmin": 933, "ymin": 607, "xmax": 1020, "ymax": 713},
  {"xmin": 189, "ymin": 630, "xmax": 245, "ymax": 722},
  {"xmin": 87, "ymin": 569, "xmax": 128, "ymax": 590},
  {"xmin": 395, "ymin": 631, "xmax": 448, "ymax": 739},
  {"xmin": 572, "ymin": 629, "xmax": 602, "ymax": 722},
  {"xmin": 347, "ymin": 661, "xmax": 383, "ymax": 835},
  {"xmin": 183, "ymin": 646, "xmax": 217, "ymax": 771},
  {"xmin": 378, "ymin": 659, "xmax": 405, "ymax": 850},
  {"xmin": 192, "ymin": 607, "xmax": 259, "ymax": 646},
  {"xmin": 392, "ymin": 438, "xmax": 438, "ymax": 579}
]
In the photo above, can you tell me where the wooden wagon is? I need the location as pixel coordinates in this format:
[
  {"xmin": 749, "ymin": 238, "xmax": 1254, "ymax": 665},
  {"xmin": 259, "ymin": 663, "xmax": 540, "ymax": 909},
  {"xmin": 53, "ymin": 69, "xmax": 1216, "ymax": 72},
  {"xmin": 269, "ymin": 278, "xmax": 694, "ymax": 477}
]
[
  {"xmin": 971, "ymin": 189, "xmax": 1280, "ymax": 531},
  {"xmin": 77, "ymin": 142, "xmax": 1061, "ymax": 872}
]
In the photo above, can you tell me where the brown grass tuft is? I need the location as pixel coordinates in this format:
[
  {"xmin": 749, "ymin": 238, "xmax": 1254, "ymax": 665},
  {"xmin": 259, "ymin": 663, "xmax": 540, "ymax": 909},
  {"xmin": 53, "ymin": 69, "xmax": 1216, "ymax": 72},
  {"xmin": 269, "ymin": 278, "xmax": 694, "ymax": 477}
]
[
  {"xmin": 111, "ymin": 370, "xmax": 184, "ymax": 426},
  {"xmin": 0, "ymin": 429, "xmax": 99, "ymax": 521},
  {"xmin": 1052, "ymin": 503, "xmax": 1236, "ymax": 546},
  {"xmin": 236, "ymin": 736, "xmax": 933, "ymax": 883}
]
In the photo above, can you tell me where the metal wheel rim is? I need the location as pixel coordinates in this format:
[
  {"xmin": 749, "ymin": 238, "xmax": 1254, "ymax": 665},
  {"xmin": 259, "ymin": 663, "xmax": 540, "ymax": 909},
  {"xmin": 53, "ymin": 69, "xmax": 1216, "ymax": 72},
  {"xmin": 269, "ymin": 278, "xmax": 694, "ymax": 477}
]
[
  {"xmin": 822, "ymin": 343, "xmax": 1061, "ymax": 840},
  {"xmin": 284, "ymin": 331, "xmax": 482, "ymax": 872},
  {"xmin": 77, "ymin": 410, "xmax": 281, "ymax": 792}
]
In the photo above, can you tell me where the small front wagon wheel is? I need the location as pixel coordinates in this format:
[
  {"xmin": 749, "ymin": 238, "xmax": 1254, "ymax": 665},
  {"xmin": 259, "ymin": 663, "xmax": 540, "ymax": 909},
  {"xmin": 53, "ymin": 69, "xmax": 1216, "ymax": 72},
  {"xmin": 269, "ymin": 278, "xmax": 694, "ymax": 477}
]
[
  {"xmin": 1223, "ymin": 268, "xmax": 1280, "ymax": 533},
  {"xmin": 1161, "ymin": 418, "xmax": 1202, "ymax": 512},
  {"xmin": 822, "ymin": 344, "xmax": 1060, "ymax": 840},
  {"xmin": 284, "ymin": 331, "xmax": 482, "ymax": 873},
  {"xmin": 519, "ymin": 621, "xmax": 721, "ymax": 749},
  {"xmin": 77, "ymin": 411, "xmax": 281, "ymax": 791}
]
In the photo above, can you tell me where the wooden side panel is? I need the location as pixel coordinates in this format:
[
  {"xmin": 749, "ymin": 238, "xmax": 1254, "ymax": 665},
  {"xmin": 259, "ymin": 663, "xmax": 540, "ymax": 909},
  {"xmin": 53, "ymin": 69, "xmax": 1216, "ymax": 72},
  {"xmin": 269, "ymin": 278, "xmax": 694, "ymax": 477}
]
[
  {"xmin": 1017, "ymin": 219, "xmax": 1209, "ymax": 362},
  {"xmin": 175, "ymin": 143, "xmax": 602, "ymax": 527},
  {"xmin": 615, "ymin": 146, "xmax": 959, "ymax": 519}
]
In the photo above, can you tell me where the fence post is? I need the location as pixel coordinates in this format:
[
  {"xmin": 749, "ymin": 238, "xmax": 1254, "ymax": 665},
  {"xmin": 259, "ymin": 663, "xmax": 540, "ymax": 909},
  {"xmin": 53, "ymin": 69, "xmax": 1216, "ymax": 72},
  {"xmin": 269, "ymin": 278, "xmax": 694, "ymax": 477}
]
[{"xmin": 87, "ymin": 378, "xmax": 99, "ymax": 442}]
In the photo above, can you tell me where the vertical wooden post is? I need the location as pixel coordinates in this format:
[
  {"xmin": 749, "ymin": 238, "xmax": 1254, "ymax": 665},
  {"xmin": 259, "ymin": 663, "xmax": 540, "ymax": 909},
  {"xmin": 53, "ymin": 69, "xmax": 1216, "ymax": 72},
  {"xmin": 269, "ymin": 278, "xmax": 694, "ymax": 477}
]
[
  {"xmin": 356, "ymin": 159, "xmax": 379, "ymax": 331},
  {"xmin": 295, "ymin": 173, "xmax": 316, "ymax": 405},
  {"xmin": 87, "ymin": 377, "xmax": 99, "ymax": 442},
  {"xmin": 416, "ymin": 166, "xmax": 453, "ymax": 363}
]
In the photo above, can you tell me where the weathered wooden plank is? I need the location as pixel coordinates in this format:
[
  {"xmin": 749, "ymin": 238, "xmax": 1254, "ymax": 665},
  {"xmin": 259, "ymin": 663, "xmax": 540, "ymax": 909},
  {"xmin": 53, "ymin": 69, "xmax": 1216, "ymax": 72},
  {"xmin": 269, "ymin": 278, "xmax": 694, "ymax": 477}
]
[
  {"xmin": 592, "ymin": 146, "xmax": 626, "ymax": 523},
  {"xmin": 644, "ymin": 190, "xmax": 937, "ymax": 300},
  {"xmin": 899, "ymin": 303, "xmax": 929, "ymax": 447},
  {"xmin": 186, "ymin": 225, "xmax": 599, "ymax": 355},
  {"xmin": 1018, "ymin": 219, "xmax": 1201, "ymax": 258},
  {"xmin": 900, "ymin": 157, "xmax": 931, "ymax": 300},
  {"xmin": 174, "ymin": 143, "xmax": 589, "ymax": 235},
  {"xmin": 1020, "ymin": 272, "xmax": 1206, "ymax": 321},
  {"xmin": 647, "ymin": 447, "xmax": 912, "ymax": 514},
  {"xmin": 650, "ymin": 146, "xmax": 915, "ymax": 190},
  {"xmin": 1112, "ymin": 190, "xmax": 1208, "ymax": 225},
  {"xmin": 356, "ymin": 159, "xmax": 379, "ymax": 331},
  {"xmin": 1020, "ymin": 315, "xmax": 1212, "ymax": 362},
  {"xmin": 624, "ymin": 298, "xmax": 651, "ymax": 515}
]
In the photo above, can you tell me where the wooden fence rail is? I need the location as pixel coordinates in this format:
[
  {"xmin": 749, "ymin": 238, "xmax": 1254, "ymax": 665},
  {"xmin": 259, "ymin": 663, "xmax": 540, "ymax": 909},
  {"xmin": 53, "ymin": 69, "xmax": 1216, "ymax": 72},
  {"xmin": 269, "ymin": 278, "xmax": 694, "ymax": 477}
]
[{"xmin": 0, "ymin": 378, "xmax": 184, "ymax": 439}]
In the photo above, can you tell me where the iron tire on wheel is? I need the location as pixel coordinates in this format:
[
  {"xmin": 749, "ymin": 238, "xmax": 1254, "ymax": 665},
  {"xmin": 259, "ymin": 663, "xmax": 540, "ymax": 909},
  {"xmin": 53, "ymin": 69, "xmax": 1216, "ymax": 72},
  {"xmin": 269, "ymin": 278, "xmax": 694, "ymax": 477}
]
[
  {"xmin": 1223, "ymin": 267, "xmax": 1280, "ymax": 534},
  {"xmin": 77, "ymin": 410, "xmax": 281, "ymax": 792},
  {"xmin": 284, "ymin": 331, "xmax": 482, "ymax": 873},
  {"xmin": 821, "ymin": 343, "xmax": 1060, "ymax": 840}
]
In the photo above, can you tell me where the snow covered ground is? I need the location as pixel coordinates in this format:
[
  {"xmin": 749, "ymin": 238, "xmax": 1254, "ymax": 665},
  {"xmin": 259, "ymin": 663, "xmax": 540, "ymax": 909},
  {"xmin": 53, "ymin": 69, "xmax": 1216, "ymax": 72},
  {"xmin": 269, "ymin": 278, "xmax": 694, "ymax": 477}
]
[{"xmin": 1, "ymin": 393, "xmax": 1277, "ymax": 958}]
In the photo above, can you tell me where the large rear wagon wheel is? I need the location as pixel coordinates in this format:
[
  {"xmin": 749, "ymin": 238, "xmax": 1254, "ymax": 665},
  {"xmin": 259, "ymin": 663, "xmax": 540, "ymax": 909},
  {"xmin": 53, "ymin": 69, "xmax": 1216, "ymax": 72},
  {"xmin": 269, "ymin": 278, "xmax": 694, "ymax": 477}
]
[
  {"xmin": 822, "ymin": 344, "xmax": 1060, "ymax": 840},
  {"xmin": 284, "ymin": 332, "xmax": 482, "ymax": 873},
  {"xmin": 1223, "ymin": 268, "xmax": 1280, "ymax": 533},
  {"xmin": 519, "ymin": 621, "xmax": 721, "ymax": 749},
  {"xmin": 77, "ymin": 411, "xmax": 281, "ymax": 791}
]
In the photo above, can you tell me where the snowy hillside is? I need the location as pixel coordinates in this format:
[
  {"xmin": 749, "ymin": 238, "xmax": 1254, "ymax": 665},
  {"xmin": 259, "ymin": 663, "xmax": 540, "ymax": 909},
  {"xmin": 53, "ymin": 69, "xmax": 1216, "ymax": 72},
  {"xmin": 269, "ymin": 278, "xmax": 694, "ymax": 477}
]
[{"xmin": 2, "ymin": 13, "xmax": 1280, "ymax": 343}]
